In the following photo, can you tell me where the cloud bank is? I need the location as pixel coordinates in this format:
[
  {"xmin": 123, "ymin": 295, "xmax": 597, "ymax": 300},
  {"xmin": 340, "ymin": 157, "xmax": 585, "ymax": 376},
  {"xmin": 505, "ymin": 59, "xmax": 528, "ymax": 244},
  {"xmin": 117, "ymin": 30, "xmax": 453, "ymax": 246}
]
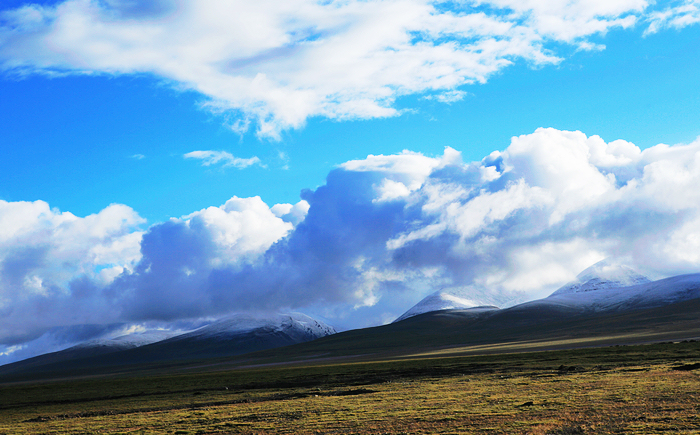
[
  {"xmin": 3, "ymin": 128, "xmax": 700, "ymax": 363},
  {"xmin": 0, "ymin": 200, "xmax": 144, "ymax": 345},
  {"xmin": 3, "ymin": 0, "xmax": 694, "ymax": 138}
]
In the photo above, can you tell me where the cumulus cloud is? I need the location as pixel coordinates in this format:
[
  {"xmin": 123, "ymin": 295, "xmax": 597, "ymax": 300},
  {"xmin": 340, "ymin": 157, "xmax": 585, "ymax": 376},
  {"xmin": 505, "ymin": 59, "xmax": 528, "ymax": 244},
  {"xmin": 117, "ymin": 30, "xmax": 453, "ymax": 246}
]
[
  {"xmin": 184, "ymin": 150, "xmax": 262, "ymax": 168},
  {"xmin": 5, "ymin": 128, "xmax": 700, "ymax": 362},
  {"xmin": 386, "ymin": 129, "xmax": 700, "ymax": 297},
  {"xmin": 0, "ymin": 0, "xmax": 673, "ymax": 138},
  {"xmin": 0, "ymin": 195, "xmax": 307, "ymax": 362},
  {"xmin": 108, "ymin": 195, "xmax": 305, "ymax": 321},
  {"xmin": 104, "ymin": 129, "xmax": 700, "ymax": 329},
  {"xmin": 0, "ymin": 200, "xmax": 144, "ymax": 345}
]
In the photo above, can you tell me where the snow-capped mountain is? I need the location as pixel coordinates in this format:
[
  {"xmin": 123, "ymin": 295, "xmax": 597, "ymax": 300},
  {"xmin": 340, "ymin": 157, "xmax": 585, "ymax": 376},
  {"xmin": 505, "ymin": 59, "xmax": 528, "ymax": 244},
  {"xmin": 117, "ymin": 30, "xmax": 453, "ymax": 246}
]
[
  {"xmin": 0, "ymin": 312, "xmax": 336, "ymax": 376},
  {"xmin": 394, "ymin": 287, "xmax": 506, "ymax": 322},
  {"xmin": 551, "ymin": 259, "xmax": 651, "ymax": 296},
  {"xmin": 170, "ymin": 312, "xmax": 336, "ymax": 343},
  {"xmin": 499, "ymin": 260, "xmax": 700, "ymax": 314},
  {"xmin": 394, "ymin": 260, "xmax": 700, "ymax": 323},
  {"xmin": 541, "ymin": 273, "xmax": 700, "ymax": 312}
]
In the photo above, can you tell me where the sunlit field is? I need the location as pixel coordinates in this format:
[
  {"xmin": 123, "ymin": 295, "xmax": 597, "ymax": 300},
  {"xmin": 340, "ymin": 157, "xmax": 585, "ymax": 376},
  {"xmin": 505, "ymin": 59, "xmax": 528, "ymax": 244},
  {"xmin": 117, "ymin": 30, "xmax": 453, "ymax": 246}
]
[{"xmin": 1, "ymin": 341, "xmax": 699, "ymax": 434}]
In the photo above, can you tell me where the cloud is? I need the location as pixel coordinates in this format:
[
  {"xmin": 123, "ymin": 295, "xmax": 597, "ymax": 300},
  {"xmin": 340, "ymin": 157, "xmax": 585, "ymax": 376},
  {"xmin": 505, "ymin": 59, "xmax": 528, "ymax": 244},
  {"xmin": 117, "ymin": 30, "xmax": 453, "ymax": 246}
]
[
  {"xmin": 109, "ymin": 196, "xmax": 306, "ymax": 321},
  {"xmin": 0, "ymin": 200, "xmax": 145, "ymax": 345},
  {"xmin": 105, "ymin": 129, "xmax": 700, "ymax": 328},
  {"xmin": 184, "ymin": 150, "xmax": 262, "ymax": 168},
  {"xmin": 422, "ymin": 90, "xmax": 468, "ymax": 104},
  {"xmin": 645, "ymin": 0, "xmax": 700, "ymax": 34},
  {"xmin": 5, "ymin": 128, "xmax": 700, "ymax": 362},
  {"xmin": 0, "ymin": 0, "xmax": 670, "ymax": 138}
]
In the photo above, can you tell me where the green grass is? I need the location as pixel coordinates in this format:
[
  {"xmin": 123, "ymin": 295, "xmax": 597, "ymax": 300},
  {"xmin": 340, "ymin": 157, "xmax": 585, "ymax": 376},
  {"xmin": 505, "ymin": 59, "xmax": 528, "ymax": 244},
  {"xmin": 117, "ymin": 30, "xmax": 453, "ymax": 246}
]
[{"xmin": 1, "ymin": 340, "xmax": 700, "ymax": 433}]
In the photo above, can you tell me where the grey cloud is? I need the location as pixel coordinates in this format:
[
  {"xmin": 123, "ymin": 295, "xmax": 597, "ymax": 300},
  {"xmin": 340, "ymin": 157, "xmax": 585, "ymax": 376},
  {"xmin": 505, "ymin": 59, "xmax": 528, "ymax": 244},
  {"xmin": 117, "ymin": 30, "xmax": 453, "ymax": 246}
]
[
  {"xmin": 111, "ymin": 168, "xmax": 411, "ymax": 321},
  {"xmin": 113, "ymin": 219, "xmax": 216, "ymax": 321},
  {"xmin": 0, "ymin": 245, "xmax": 47, "ymax": 290}
]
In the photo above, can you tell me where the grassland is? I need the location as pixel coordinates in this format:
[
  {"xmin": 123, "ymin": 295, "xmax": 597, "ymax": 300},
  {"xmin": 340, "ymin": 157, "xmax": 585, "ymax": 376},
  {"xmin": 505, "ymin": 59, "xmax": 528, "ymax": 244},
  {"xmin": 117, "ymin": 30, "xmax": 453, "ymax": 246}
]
[{"xmin": 1, "ymin": 340, "xmax": 699, "ymax": 434}]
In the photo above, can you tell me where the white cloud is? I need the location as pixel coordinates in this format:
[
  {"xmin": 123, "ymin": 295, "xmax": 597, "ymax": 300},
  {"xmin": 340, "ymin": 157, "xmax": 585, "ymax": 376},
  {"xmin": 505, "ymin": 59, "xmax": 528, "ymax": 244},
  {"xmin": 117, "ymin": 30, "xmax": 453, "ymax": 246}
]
[
  {"xmin": 479, "ymin": 0, "xmax": 645, "ymax": 41},
  {"xmin": 423, "ymin": 90, "xmax": 468, "ymax": 103},
  {"xmin": 6, "ymin": 128, "xmax": 700, "ymax": 360},
  {"xmin": 183, "ymin": 196, "xmax": 295, "ymax": 267},
  {"xmin": 184, "ymin": 150, "xmax": 261, "ymax": 168},
  {"xmin": 270, "ymin": 200, "xmax": 310, "ymax": 226},
  {"xmin": 0, "ymin": 200, "xmax": 145, "ymax": 344},
  {"xmin": 0, "ymin": 193, "xmax": 302, "ymax": 352},
  {"xmin": 0, "ymin": 200, "xmax": 145, "ymax": 282},
  {"xmin": 645, "ymin": 0, "xmax": 700, "ymax": 34},
  {"xmin": 341, "ymin": 147, "xmax": 461, "ymax": 195},
  {"xmin": 0, "ymin": 0, "xmax": 670, "ymax": 138},
  {"xmin": 383, "ymin": 129, "xmax": 700, "ymax": 302}
]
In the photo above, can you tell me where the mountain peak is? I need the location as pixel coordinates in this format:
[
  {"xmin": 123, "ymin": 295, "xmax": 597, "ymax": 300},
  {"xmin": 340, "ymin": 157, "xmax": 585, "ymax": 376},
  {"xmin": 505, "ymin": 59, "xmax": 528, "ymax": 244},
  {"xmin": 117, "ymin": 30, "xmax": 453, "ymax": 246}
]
[
  {"xmin": 551, "ymin": 259, "xmax": 650, "ymax": 296},
  {"xmin": 176, "ymin": 312, "xmax": 336, "ymax": 342},
  {"xmin": 392, "ymin": 285, "xmax": 512, "ymax": 323}
]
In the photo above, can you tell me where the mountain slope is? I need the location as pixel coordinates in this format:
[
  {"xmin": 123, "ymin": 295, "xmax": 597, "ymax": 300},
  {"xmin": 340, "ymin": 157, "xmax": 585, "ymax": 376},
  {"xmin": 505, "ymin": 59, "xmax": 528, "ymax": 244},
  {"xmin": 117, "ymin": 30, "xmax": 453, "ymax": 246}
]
[
  {"xmin": 75, "ymin": 330, "xmax": 182, "ymax": 350},
  {"xmin": 0, "ymin": 313, "xmax": 335, "ymax": 378},
  {"xmin": 2, "ymin": 270, "xmax": 699, "ymax": 382},
  {"xmin": 0, "ymin": 330, "xmax": 180, "ymax": 375}
]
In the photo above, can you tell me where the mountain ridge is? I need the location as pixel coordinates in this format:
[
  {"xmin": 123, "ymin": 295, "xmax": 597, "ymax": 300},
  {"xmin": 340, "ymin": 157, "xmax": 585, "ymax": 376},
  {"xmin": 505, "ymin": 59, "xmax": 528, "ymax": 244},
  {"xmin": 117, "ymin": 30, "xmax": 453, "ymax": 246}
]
[{"xmin": 2, "ymin": 266, "xmax": 700, "ymax": 381}]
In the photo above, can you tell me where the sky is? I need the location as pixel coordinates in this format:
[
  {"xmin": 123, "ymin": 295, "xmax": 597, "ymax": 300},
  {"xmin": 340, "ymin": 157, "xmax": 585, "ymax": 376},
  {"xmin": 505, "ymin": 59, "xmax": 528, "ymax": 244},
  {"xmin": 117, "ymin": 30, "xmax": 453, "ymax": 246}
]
[{"xmin": 1, "ymin": 0, "xmax": 700, "ymax": 364}]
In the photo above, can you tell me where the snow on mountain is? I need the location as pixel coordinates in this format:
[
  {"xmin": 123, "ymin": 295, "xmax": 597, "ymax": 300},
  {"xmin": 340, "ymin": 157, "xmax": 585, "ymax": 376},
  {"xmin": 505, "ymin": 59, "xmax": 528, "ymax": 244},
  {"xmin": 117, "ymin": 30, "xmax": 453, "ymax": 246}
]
[
  {"xmin": 73, "ymin": 330, "xmax": 183, "ymax": 351},
  {"xmin": 0, "ymin": 313, "xmax": 335, "ymax": 372},
  {"xmin": 541, "ymin": 273, "xmax": 700, "ymax": 312},
  {"xmin": 394, "ymin": 289, "xmax": 500, "ymax": 322},
  {"xmin": 551, "ymin": 259, "xmax": 651, "ymax": 296},
  {"xmin": 395, "ymin": 260, "xmax": 700, "ymax": 323},
  {"xmin": 172, "ymin": 312, "xmax": 336, "ymax": 342}
]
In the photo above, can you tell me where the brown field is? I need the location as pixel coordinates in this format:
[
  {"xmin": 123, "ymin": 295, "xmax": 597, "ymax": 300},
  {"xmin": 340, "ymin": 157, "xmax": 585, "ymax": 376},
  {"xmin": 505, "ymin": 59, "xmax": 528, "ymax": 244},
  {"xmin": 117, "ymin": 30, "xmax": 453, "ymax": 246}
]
[{"xmin": 1, "ymin": 341, "xmax": 699, "ymax": 434}]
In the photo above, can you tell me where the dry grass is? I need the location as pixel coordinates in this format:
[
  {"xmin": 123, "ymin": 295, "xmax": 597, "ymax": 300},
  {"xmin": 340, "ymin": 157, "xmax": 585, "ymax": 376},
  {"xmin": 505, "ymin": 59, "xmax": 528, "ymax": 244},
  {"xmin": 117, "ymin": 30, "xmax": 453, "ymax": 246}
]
[{"xmin": 1, "ymin": 342, "xmax": 700, "ymax": 434}]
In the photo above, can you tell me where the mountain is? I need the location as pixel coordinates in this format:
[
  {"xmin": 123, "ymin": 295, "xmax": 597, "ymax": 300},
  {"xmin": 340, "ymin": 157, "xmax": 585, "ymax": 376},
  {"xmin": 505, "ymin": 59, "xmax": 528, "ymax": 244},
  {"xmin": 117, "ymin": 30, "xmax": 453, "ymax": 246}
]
[
  {"xmin": 233, "ymin": 273, "xmax": 700, "ymax": 365},
  {"xmin": 3, "ymin": 266, "xmax": 700, "ymax": 382},
  {"xmin": 539, "ymin": 273, "xmax": 700, "ymax": 312},
  {"xmin": 395, "ymin": 260, "xmax": 681, "ymax": 323},
  {"xmin": 160, "ymin": 313, "xmax": 336, "ymax": 354},
  {"xmin": 394, "ymin": 291, "xmax": 496, "ymax": 322},
  {"xmin": 551, "ymin": 259, "xmax": 651, "ymax": 296},
  {"xmin": 394, "ymin": 285, "xmax": 518, "ymax": 322},
  {"xmin": 528, "ymin": 260, "xmax": 700, "ymax": 313},
  {"xmin": 0, "ymin": 312, "xmax": 335, "ymax": 378},
  {"xmin": 0, "ymin": 329, "xmax": 181, "ymax": 375},
  {"xmin": 203, "ymin": 295, "xmax": 700, "ymax": 369}
]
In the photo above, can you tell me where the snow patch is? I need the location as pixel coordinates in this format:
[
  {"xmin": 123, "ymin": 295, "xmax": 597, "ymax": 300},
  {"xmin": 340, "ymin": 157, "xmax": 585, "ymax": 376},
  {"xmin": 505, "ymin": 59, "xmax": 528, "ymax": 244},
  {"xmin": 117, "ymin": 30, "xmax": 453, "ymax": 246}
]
[{"xmin": 73, "ymin": 330, "xmax": 181, "ymax": 350}]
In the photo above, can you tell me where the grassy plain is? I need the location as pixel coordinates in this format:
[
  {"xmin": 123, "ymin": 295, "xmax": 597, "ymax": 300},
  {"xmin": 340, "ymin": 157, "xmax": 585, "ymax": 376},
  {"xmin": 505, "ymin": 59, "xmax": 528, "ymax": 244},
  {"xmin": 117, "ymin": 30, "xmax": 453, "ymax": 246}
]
[{"xmin": 1, "ymin": 341, "xmax": 699, "ymax": 434}]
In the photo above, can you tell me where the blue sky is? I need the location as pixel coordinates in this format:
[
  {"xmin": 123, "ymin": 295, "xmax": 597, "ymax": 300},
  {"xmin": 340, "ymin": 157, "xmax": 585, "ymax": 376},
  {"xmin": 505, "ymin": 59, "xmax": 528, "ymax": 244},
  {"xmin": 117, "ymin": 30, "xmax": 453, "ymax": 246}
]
[
  {"xmin": 2, "ymin": 21, "xmax": 699, "ymax": 222},
  {"xmin": 1, "ymin": 0, "xmax": 700, "ymax": 363}
]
